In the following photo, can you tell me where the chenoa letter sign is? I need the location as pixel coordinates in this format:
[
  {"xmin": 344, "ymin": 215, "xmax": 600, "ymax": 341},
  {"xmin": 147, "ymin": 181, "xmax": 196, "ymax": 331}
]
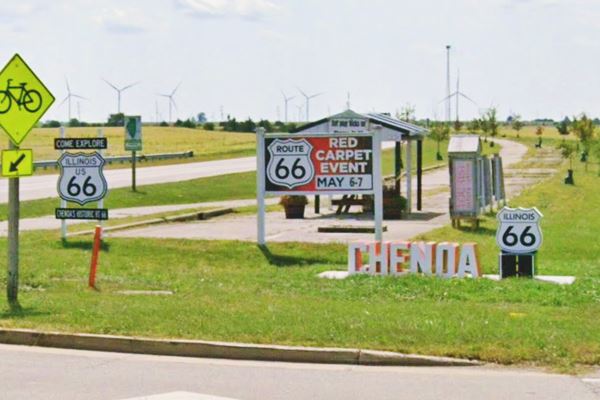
[
  {"xmin": 496, "ymin": 207, "xmax": 543, "ymax": 254},
  {"xmin": 58, "ymin": 152, "xmax": 108, "ymax": 205},
  {"xmin": 265, "ymin": 135, "xmax": 373, "ymax": 194}
]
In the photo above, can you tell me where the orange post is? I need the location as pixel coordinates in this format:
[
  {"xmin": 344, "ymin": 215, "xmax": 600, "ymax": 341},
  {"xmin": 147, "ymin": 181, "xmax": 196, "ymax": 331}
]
[{"xmin": 89, "ymin": 225, "xmax": 102, "ymax": 289}]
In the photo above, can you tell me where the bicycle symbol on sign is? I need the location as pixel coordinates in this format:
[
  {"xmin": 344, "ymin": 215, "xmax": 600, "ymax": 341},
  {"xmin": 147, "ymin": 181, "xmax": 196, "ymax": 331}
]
[{"xmin": 0, "ymin": 79, "xmax": 42, "ymax": 114}]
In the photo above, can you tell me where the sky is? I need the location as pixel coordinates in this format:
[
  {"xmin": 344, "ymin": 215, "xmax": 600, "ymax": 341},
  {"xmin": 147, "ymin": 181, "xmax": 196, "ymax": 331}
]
[{"xmin": 2, "ymin": 0, "xmax": 600, "ymax": 124}]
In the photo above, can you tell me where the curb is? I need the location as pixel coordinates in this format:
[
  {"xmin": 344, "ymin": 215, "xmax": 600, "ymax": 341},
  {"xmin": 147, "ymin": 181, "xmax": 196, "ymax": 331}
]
[
  {"xmin": 0, "ymin": 328, "xmax": 480, "ymax": 367},
  {"xmin": 69, "ymin": 208, "xmax": 233, "ymax": 237}
]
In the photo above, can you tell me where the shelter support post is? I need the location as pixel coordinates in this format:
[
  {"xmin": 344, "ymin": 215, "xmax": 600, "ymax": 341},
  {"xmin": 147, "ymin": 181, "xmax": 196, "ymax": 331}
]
[
  {"xmin": 405, "ymin": 140, "xmax": 412, "ymax": 214},
  {"xmin": 417, "ymin": 139, "xmax": 423, "ymax": 211},
  {"xmin": 256, "ymin": 128, "xmax": 266, "ymax": 245},
  {"xmin": 314, "ymin": 195, "xmax": 320, "ymax": 214},
  {"xmin": 394, "ymin": 141, "xmax": 402, "ymax": 196}
]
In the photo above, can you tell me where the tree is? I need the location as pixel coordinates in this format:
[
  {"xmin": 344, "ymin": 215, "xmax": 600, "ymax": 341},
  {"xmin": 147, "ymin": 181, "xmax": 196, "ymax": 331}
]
[
  {"xmin": 107, "ymin": 113, "xmax": 125, "ymax": 127},
  {"xmin": 428, "ymin": 122, "xmax": 450, "ymax": 160},
  {"xmin": 535, "ymin": 125, "xmax": 544, "ymax": 147},
  {"xmin": 556, "ymin": 117, "xmax": 570, "ymax": 136},
  {"xmin": 196, "ymin": 112, "xmax": 207, "ymax": 123},
  {"xmin": 453, "ymin": 119, "xmax": 463, "ymax": 132},
  {"xmin": 590, "ymin": 139, "xmax": 600, "ymax": 176},
  {"xmin": 511, "ymin": 114, "xmax": 523, "ymax": 138},
  {"xmin": 467, "ymin": 119, "xmax": 480, "ymax": 134},
  {"xmin": 482, "ymin": 108, "xmax": 499, "ymax": 145},
  {"xmin": 396, "ymin": 103, "xmax": 416, "ymax": 123},
  {"xmin": 557, "ymin": 140, "xmax": 576, "ymax": 184},
  {"xmin": 570, "ymin": 113, "xmax": 595, "ymax": 165},
  {"xmin": 203, "ymin": 122, "xmax": 215, "ymax": 131}
]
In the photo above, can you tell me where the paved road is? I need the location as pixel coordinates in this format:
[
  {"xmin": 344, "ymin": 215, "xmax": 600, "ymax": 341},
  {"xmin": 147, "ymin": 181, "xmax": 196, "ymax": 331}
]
[
  {"xmin": 0, "ymin": 143, "xmax": 401, "ymax": 203},
  {"xmin": 0, "ymin": 344, "xmax": 598, "ymax": 400},
  {"xmin": 0, "ymin": 157, "xmax": 257, "ymax": 203}
]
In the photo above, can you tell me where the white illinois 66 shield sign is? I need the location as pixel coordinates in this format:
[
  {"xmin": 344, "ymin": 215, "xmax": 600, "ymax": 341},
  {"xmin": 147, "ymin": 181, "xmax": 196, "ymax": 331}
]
[
  {"xmin": 496, "ymin": 207, "xmax": 543, "ymax": 254},
  {"xmin": 266, "ymin": 138, "xmax": 315, "ymax": 189},
  {"xmin": 57, "ymin": 152, "xmax": 108, "ymax": 205}
]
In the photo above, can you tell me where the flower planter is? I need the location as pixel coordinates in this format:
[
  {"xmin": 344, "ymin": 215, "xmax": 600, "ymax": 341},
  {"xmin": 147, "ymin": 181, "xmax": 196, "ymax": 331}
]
[{"xmin": 284, "ymin": 204, "xmax": 306, "ymax": 219}]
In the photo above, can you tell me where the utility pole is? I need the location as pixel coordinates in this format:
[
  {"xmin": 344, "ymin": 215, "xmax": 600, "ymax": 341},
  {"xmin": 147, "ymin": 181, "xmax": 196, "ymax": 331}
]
[{"xmin": 446, "ymin": 45, "xmax": 451, "ymax": 123}]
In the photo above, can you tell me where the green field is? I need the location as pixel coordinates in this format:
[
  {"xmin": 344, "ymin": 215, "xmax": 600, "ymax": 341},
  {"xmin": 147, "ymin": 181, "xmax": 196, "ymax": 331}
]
[
  {"xmin": 0, "ymin": 153, "xmax": 598, "ymax": 372},
  {"xmin": 5, "ymin": 126, "xmax": 256, "ymax": 162}
]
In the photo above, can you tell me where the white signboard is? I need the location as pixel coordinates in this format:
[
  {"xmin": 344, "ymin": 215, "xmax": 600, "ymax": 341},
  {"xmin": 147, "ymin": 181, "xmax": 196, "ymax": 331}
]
[
  {"xmin": 496, "ymin": 207, "xmax": 543, "ymax": 254},
  {"xmin": 57, "ymin": 152, "xmax": 108, "ymax": 205}
]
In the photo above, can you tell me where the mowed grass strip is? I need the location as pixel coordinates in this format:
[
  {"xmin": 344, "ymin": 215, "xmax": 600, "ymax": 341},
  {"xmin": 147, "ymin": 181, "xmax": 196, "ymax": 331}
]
[{"xmin": 0, "ymin": 161, "xmax": 599, "ymax": 371}]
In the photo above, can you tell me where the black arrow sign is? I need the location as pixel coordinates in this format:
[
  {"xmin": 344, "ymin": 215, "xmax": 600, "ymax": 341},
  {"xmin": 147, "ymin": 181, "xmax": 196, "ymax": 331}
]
[{"xmin": 9, "ymin": 153, "xmax": 26, "ymax": 172}]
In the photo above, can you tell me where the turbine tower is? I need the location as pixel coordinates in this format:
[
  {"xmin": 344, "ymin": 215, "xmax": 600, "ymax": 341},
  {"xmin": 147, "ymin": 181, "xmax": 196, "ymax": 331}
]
[
  {"xmin": 297, "ymin": 87, "xmax": 323, "ymax": 122},
  {"xmin": 281, "ymin": 90, "xmax": 295, "ymax": 123},
  {"xmin": 440, "ymin": 70, "xmax": 477, "ymax": 123},
  {"xmin": 158, "ymin": 82, "xmax": 181, "ymax": 124},
  {"xmin": 102, "ymin": 78, "xmax": 140, "ymax": 114},
  {"xmin": 59, "ymin": 78, "xmax": 86, "ymax": 121},
  {"xmin": 296, "ymin": 104, "xmax": 304, "ymax": 122}
]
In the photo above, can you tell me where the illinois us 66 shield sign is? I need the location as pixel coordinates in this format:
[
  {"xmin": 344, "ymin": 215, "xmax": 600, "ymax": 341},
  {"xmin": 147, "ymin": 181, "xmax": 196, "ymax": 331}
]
[
  {"xmin": 264, "ymin": 135, "xmax": 373, "ymax": 194},
  {"xmin": 496, "ymin": 207, "xmax": 543, "ymax": 254},
  {"xmin": 57, "ymin": 152, "xmax": 108, "ymax": 205}
]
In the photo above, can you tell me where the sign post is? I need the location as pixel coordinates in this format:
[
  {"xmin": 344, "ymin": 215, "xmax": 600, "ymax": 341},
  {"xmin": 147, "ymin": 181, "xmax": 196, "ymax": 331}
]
[
  {"xmin": 0, "ymin": 54, "xmax": 54, "ymax": 305},
  {"xmin": 256, "ymin": 128, "xmax": 266, "ymax": 245},
  {"xmin": 124, "ymin": 116, "xmax": 142, "ymax": 192}
]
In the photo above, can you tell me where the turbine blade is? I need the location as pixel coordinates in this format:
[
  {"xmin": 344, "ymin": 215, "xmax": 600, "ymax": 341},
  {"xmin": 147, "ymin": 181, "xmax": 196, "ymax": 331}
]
[
  {"xmin": 72, "ymin": 94, "xmax": 88, "ymax": 100},
  {"xmin": 171, "ymin": 98, "xmax": 178, "ymax": 110},
  {"xmin": 122, "ymin": 81, "xmax": 141, "ymax": 91},
  {"xmin": 102, "ymin": 78, "xmax": 119, "ymax": 91},
  {"xmin": 65, "ymin": 78, "xmax": 71, "ymax": 94},
  {"xmin": 296, "ymin": 86, "xmax": 308, "ymax": 99},
  {"xmin": 171, "ymin": 82, "xmax": 182, "ymax": 96},
  {"xmin": 309, "ymin": 92, "xmax": 323, "ymax": 99},
  {"xmin": 59, "ymin": 95, "xmax": 70, "ymax": 107},
  {"xmin": 438, "ymin": 93, "xmax": 457, "ymax": 103},
  {"xmin": 458, "ymin": 92, "xmax": 477, "ymax": 105}
]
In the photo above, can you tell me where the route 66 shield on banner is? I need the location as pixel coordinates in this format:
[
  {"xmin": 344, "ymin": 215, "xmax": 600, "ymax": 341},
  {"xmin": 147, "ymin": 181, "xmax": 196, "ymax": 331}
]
[
  {"xmin": 57, "ymin": 152, "xmax": 108, "ymax": 205},
  {"xmin": 266, "ymin": 138, "xmax": 315, "ymax": 189}
]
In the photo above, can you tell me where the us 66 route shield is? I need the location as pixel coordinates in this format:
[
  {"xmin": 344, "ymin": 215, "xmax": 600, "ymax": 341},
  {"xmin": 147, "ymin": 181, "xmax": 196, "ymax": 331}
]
[{"xmin": 57, "ymin": 152, "xmax": 108, "ymax": 205}]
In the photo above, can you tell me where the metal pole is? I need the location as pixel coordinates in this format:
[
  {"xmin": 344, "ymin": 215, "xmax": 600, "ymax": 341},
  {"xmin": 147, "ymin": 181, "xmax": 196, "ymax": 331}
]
[
  {"xmin": 7, "ymin": 141, "xmax": 19, "ymax": 305},
  {"xmin": 60, "ymin": 126, "xmax": 67, "ymax": 240},
  {"xmin": 417, "ymin": 139, "xmax": 423, "ymax": 211},
  {"xmin": 446, "ymin": 45, "xmax": 451, "ymax": 123},
  {"xmin": 256, "ymin": 128, "xmax": 266, "ymax": 245},
  {"xmin": 132, "ymin": 150, "xmax": 137, "ymax": 191},
  {"xmin": 373, "ymin": 127, "xmax": 383, "ymax": 243},
  {"xmin": 406, "ymin": 140, "xmax": 413, "ymax": 214},
  {"xmin": 98, "ymin": 128, "xmax": 105, "ymax": 235}
]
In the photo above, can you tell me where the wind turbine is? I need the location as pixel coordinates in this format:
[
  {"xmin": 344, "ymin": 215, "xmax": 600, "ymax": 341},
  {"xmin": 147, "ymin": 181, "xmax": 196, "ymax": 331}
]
[
  {"xmin": 296, "ymin": 104, "xmax": 304, "ymax": 122},
  {"xmin": 158, "ymin": 82, "xmax": 181, "ymax": 124},
  {"xmin": 297, "ymin": 87, "xmax": 323, "ymax": 122},
  {"xmin": 59, "ymin": 79, "xmax": 86, "ymax": 121},
  {"xmin": 281, "ymin": 90, "xmax": 295, "ymax": 123},
  {"xmin": 102, "ymin": 78, "xmax": 140, "ymax": 114},
  {"xmin": 439, "ymin": 70, "xmax": 477, "ymax": 123}
]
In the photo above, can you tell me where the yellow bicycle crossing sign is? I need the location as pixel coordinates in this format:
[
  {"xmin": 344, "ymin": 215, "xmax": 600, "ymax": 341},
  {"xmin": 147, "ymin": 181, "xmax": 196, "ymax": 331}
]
[{"xmin": 0, "ymin": 54, "xmax": 55, "ymax": 146}]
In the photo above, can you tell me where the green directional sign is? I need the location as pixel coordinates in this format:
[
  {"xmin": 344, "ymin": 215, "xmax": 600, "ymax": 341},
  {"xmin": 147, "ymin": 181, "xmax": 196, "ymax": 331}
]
[
  {"xmin": 0, "ymin": 54, "xmax": 55, "ymax": 146},
  {"xmin": 124, "ymin": 115, "xmax": 142, "ymax": 151}
]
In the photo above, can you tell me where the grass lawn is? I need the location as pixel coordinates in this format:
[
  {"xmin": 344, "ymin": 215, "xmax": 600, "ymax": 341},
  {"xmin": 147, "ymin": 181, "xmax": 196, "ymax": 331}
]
[{"xmin": 0, "ymin": 157, "xmax": 598, "ymax": 372}]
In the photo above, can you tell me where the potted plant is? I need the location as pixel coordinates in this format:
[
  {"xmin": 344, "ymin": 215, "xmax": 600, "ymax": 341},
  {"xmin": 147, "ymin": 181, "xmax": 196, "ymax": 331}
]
[
  {"xmin": 382, "ymin": 186, "xmax": 407, "ymax": 219},
  {"xmin": 279, "ymin": 195, "xmax": 308, "ymax": 219}
]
